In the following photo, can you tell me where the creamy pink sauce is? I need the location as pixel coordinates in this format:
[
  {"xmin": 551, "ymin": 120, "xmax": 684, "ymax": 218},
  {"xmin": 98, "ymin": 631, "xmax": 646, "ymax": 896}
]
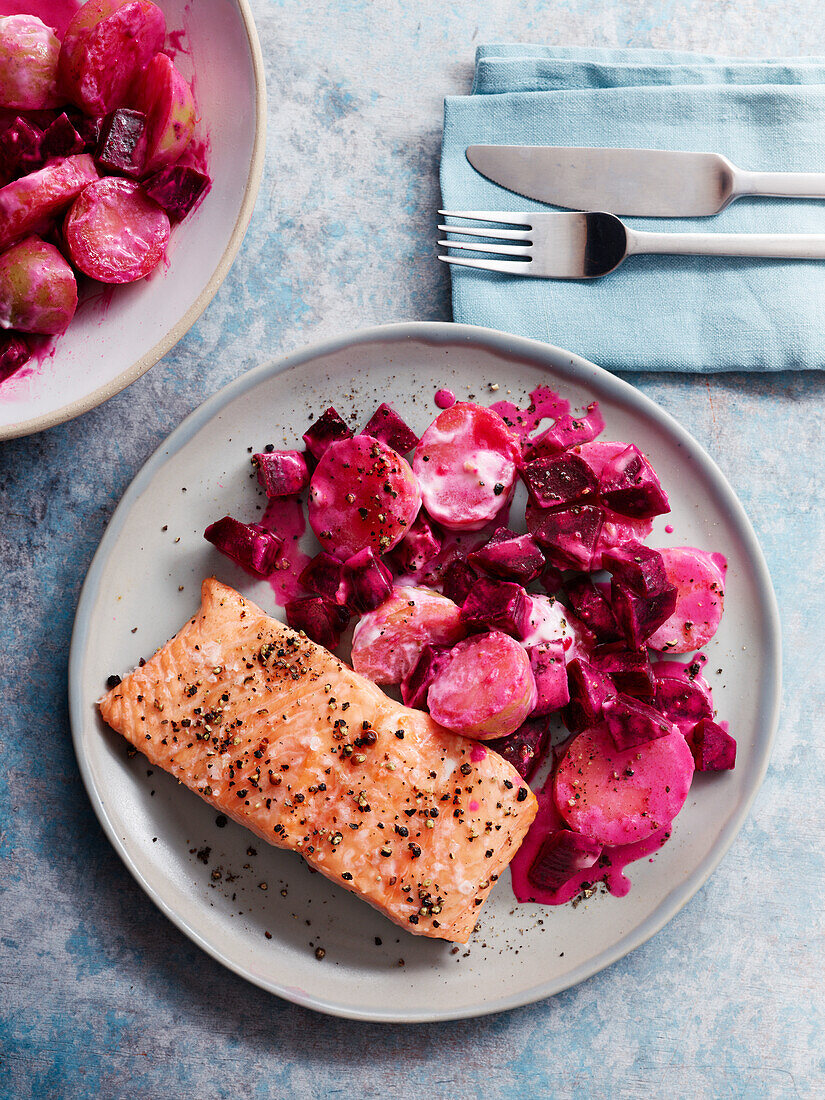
[
  {"xmin": 434, "ymin": 388, "xmax": 455, "ymax": 410},
  {"xmin": 491, "ymin": 383, "xmax": 570, "ymax": 442},
  {"xmin": 665, "ymin": 524, "xmax": 674, "ymax": 534},
  {"xmin": 510, "ymin": 775, "xmax": 669, "ymax": 906},
  {"xmin": 261, "ymin": 497, "xmax": 312, "ymax": 606}
]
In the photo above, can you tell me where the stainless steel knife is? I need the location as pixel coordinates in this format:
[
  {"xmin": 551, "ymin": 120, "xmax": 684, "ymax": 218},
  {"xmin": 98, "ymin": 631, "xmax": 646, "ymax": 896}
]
[{"xmin": 465, "ymin": 144, "xmax": 825, "ymax": 217}]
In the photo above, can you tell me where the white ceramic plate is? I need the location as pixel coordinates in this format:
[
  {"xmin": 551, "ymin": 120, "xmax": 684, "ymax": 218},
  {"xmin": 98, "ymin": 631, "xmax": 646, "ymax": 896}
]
[
  {"xmin": 0, "ymin": 0, "xmax": 265, "ymax": 440},
  {"xmin": 69, "ymin": 322, "xmax": 781, "ymax": 1022}
]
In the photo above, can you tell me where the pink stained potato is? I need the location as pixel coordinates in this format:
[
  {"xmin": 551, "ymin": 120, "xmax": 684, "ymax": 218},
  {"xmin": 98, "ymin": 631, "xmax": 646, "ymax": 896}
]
[
  {"xmin": 64, "ymin": 176, "xmax": 170, "ymax": 282},
  {"xmin": 0, "ymin": 14, "xmax": 62, "ymax": 110},
  {"xmin": 412, "ymin": 401, "xmax": 522, "ymax": 530},
  {"xmin": 0, "ymin": 153, "xmax": 99, "ymax": 250},
  {"xmin": 58, "ymin": 0, "xmax": 166, "ymax": 116},
  {"xmin": 554, "ymin": 723, "xmax": 694, "ymax": 846},
  {"xmin": 350, "ymin": 585, "xmax": 466, "ymax": 685},
  {"xmin": 647, "ymin": 547, "xmax": 726, "ymax": 653},
  {"xmin": 132, "ymin": 52, "xmax": 195, "ymax": 174},
  {"xmin": 307, "ymin": 434, "xmax": 421, "ymax": 560},
  {"xmin": 0, "ymin": 235, "xmax": 77, "ymax": 333},
  {"xmin": 427, "ymin": 631, "xmax": 538, "ymax": 739}
]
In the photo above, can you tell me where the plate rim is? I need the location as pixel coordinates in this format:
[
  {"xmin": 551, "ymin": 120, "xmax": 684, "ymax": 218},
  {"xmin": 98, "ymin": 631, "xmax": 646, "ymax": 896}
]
[
  {"xmin": 68, "ymin": 320, "xmax": 782, "ymax": 1023},
  {"xmin": 0, "ymin": 0, "xmax": 267, "ymax": 443}
]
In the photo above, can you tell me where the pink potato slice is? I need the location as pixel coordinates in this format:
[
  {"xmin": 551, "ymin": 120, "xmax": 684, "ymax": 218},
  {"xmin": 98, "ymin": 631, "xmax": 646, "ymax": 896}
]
[
  {"xmin": 351, "ymin": 585, "xmax": 465, "ymax": 684},
  {"xmin": 58, "ymin": 0, "xmax": 165, "ymax": 116},
  {"xmin": 64, "ymin": 177, "xmax": 169, "ymax": 283},
  {"xmin": 132, "ymin": 53, "xmax": 195, "ymax": 174},
  {"xmin": 647, "ymin": 547, "xmax": 726, "ymax": 653},
  {"xmin": 307, "ymin": 434, "xmax": 420, "ymax": 560},
  {"xmin": 554, "ymin": 723, "xmax": 694, "ymax": 846},
  {"xmin": 427, "ymin": 631, "xmax": 537, "ymax": 739},
  {"xmin": 0, "ymin": 15, "xmax": 62, "ymax": 110},
  {"xmin": 0, "ymin": 153, "xmax": 98, "ymax": 251},
  {"xmin": 0, "ymin": 235, "xmax": 77, "ymax": 333},
  {"xmin": 412, "ymin": 402, "xmax": 521, "ymax": 530}
]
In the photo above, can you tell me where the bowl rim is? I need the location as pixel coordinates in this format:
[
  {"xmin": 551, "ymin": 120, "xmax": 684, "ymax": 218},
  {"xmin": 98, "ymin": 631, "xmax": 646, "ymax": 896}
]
[{"xmin": 0, "ymin": 0, "xmax": 267, "ymax": 443}]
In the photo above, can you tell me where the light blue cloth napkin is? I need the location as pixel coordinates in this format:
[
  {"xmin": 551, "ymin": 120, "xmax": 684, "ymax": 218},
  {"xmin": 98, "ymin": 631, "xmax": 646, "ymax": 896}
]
[{"xmin": 441, "ymin": 45, "xmax": 825, "ymax": 371}]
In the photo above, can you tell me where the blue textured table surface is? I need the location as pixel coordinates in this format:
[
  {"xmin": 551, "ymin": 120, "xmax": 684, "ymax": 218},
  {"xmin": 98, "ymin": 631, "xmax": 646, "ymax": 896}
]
[{"xmin": 2, "ymin": 1, "xmax": 825, "ymax": 1096}]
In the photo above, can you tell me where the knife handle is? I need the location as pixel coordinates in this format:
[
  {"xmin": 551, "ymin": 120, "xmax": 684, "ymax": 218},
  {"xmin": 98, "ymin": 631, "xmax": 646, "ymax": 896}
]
[
  {"xmin": 628, "ymin": 228, "xmax": 825, "ymax": 260},
  {"xmin": 736, "ymin": 169, "xmax": 825, "ymax": 200}
]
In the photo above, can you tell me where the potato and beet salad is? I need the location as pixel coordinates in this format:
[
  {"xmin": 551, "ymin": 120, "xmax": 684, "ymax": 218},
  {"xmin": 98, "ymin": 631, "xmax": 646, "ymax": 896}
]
[
  {"xmin": 0, "ymin": 0, "xmax": 211, "ymax": 383},
  {"xmin": 203, "ymin": 387, "xmax": 736, "ymax": 907}
]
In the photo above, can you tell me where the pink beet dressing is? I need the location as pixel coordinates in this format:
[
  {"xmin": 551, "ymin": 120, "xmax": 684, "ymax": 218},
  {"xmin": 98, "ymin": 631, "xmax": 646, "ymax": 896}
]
[
  {"xmin": 510, "ymin": 776, "xmax": 670, "ymax": 906},
  {"xmin": 434, "ymin": 388, "xmax": 455, "ymax": 409},
  {"xmin": 490, "ymin": 383, "xmax": 571, "ymax": 443},
  {"xmin": 261, "ymin": 496, "xmax": 313, "ymax": 606}
]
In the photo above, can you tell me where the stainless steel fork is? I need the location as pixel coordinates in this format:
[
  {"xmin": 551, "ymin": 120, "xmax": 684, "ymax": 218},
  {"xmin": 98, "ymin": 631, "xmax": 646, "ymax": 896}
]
[{"xmin": 438, "ymin": 209, "xmax": 825, "ymax": 278}]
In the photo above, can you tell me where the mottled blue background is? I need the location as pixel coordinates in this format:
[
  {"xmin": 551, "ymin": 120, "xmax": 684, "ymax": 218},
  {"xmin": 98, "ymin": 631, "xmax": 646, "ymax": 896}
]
[{"xmin": 2, "ymin": 0, "xmax": 825, "ymax": 1096}]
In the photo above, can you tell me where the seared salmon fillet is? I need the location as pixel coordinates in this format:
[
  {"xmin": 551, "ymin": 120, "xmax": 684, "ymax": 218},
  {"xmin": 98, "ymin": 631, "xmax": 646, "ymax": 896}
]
[{"xmin": 99, "ymin": 578, "xmax": 537, "ymax": 942}]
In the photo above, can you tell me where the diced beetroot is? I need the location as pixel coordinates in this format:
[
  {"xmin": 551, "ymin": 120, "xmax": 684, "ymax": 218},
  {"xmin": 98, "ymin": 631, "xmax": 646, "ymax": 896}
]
[
  {"xmin": 524, "ymin": 402, "xmax": 605, "ymax": 460},
  {"xmin": 142, "ymin": 165, "xmax": 210, "ymax": 221},
  {"xmin": 0, "ymin": 116, "xmax": 42, "ymax": 185},
  {"xmin": 602, "ymin": 540, "xmax": 668, "ymax": 597},
  {"xmin": 94, "ymin": 108, "xmax": 146, "ymax": 177},
  {"xmin": 253, "ymin": 450, "xmax": 309, "ymax": 498},
  {"xmin": 653, "ymin": 674, "xmax": 713, "ymax": 736},
  {"xmin": 612, "ymin": 579, "xmax": 678, "ymax": 649},
  {"xmin": 527, "ymin": 501, "xmax": 605, "ymax": 570},
  {"xmin": 592, "ymin": 508, "xmax": 655, "ymax": 571},
  {"xmin": 302, "ymin": 406, "xmax": 353, "ymax": 461},
  {"xmin": 539, "ymin": 562, "xmax": 564, "ymax": 596},
  {"xmin": 298, "ymin": 551, "xmax": 346, "ymax": 603},
  {"xmin": 555, "ymin": 724, "xmax": 694, "ymax": 845},
  {"xmin": 412, "ymin": 401, "xmax": 521, "ymax": 530},
  {"xmin": 460, "ymin": 577, "xmax": 532, "ymax": 638},
  {"xmin": 590, "ymin": 644, "xmax": 654, "ymax": 698},
  {"xmin": 469, "ymin": 527, "xmax": 545, "ymax": 584},
  {"xmin": 647, "ymin": 547, "xmax": 726, "ymax": 653},
  {"xmin": 599, "ymin": 444, "xmax": 670, "ymax": 519},
  {"xmin": 308, "ymin": 435, "xmax": 420, "ymax": 559},
  {"xmin": 204, "ymin": 515, "xmax": 283, "ymax": 578},
  {"xmin": 389, "ymin": 511, "xmax": 441, "ymax": 575},
  {"xmin": 564, "ymin": 576, "xmax": 622, "ymax": 643},
  {"xmin": 0, "ymin": 235, "xmax": 77, "ymax": 334},
  {"xmin": 527, "ymin": 830, "xmax": 603, "ymax": 891},
  {"xmin": 342, "ymin": 547, "xmax": 393, "ymax": 612},
  {"xmin": 59, "ymin": 0, "xmax": 166, "ymax": 116},
  {"xmin": 40, "ymin": 113, "xmax": 84, "ymax": 160},
  {"xmin": 440, "ymin": 557, "xmax": 477, "ymax": 605},
  {"xmin": 0, "ymin": 154, "xmax": 98, "ymax": 250},
  {"xmin": 400, "ymin": 643, "xmax": 450, "ymax": 710},
  {"xmin": 520, "ymin": 451, "xmax": 598, "ymax": 508},
  {"xmin": 285, "ymin": 595, "xmax": 349, "ymax": 651},
  {"xmin": 487, "ymin": 716, "xmax": 551, "ymax": 781},
  {"xmin": 64, "ymin": 177, "xmax": 169, "ymax": 283},
  {"xmin": 528, "ymin": 640, "xmax": 569, "ymax": 715},
  {"xmin": 0, "ymin": 330, "xmax": 30, "ymax": 383},
  {"xmin": 132, "ymin": 53, "xmax": 195, "ymax": 173},
  {"xmin": 691, "ymin": 718, "xmax": 736, "ymax": 771},
  {"xmin": 361, "ymin": 402, "xmax": 419, "ymax": 453},
  {"xmin": 602, "ymin": 693, "xmax": 676, "ymax": 751},
  {"xmin": 65, "ymin": 108, "xmax": 103, "ymax": 151},
  {"xmin": 351, "ymin": 585, "xmax": 466, "ymax": 684},
  {"xmin": 0, "ymin": 15, "xmax": 62, "ymax": 111},
  {"xmin": 427, "ymin": 630, "xmax": 537, "ymax": 739},
  {"xmin": 563, "ymin": 657, "xmax": 615, "ymax": 734}
]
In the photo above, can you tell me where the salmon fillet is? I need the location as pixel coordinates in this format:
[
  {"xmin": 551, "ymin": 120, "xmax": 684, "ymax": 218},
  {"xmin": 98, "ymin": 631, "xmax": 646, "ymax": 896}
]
[{"xmin": 99, "ymin": 578, "xmax": 537, "ymax": 942}]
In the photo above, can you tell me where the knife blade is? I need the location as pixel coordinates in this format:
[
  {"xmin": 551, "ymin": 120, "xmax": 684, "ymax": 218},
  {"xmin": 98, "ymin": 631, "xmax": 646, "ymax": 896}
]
[{"xmin": 465, "ymin": 144, "xmax": 825, "ymax": 217}]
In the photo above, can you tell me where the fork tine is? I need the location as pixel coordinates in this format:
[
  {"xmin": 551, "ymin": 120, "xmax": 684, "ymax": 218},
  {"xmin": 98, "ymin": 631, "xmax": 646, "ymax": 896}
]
[
  {"xmin": 437, "ymin": 224, "xmax": 531, "ymax": 241},
  {"xmin": 438, "ymin": 210, "xmax": 533, "ymax": 226},
  {"xmin": 438, "ymin": 239, "xmax": 532, "ymax": 258},
  {"xmin": 438, "ymin": 254, "xmax": 533, "ymax": 276}
]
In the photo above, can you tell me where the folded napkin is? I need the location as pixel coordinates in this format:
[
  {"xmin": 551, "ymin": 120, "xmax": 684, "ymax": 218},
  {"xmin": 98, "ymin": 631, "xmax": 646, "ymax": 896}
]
[{"xmin": 441, "ymin": 45, "xmax": 825, "ymax": 371}]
